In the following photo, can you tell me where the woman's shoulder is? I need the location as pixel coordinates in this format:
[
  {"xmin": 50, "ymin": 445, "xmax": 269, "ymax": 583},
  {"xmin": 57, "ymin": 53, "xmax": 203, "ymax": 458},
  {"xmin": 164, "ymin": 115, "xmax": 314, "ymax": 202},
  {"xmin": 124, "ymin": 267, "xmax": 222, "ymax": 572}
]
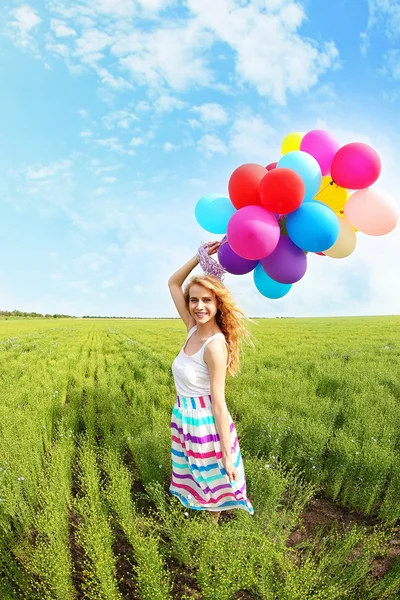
[{"xmin": 203, "ymin": 334, "xmax": 229, "ymax": 363}]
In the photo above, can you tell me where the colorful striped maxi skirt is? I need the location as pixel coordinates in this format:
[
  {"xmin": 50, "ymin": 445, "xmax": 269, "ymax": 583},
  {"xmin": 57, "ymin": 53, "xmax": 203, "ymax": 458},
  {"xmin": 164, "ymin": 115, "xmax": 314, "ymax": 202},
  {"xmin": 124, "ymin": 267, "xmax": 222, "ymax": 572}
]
[{"xmin": 169, "ymin": 393, "xmax": 254, "ymax": 514}]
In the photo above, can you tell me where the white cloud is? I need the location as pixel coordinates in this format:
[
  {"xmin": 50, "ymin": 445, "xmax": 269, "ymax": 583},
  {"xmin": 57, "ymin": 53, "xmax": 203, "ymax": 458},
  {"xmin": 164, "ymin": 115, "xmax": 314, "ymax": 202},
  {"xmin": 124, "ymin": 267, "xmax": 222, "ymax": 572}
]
[
  {"xmin": 130, "ymin": 136, "xmax": 145, "ymax": 147},
  {"xmin": 102, "ymin": 108, "xmax": 140, "ymax": 129},
  {"xmin": 75, "ymin": 28, "xmax": 112, "ymax": 61},
  {"xmin": 362, "ymin": 1, "xmax": 400, "ymax": 55},
  {"xmin": 91, "ymin": 162, "xmax": 125, "ymax": 175},
  {"xmin": 94, "ymin": 137, "xmax": 135, "ymax": 155},
  {"xmin": 163, "ymin": 142, "xmax": 178, "ymax": 151},
  {"xmin": 7, "ymin": 4, "xmax": 41, "ymax": 51},
  {"xmin": 229, "ymin": 113, "xmax": 280, "ymax": 162},
  {"xmin": 50, "ymin": 19, "xmax": 76, "ymax": 38},
  {"xmin": 384, "ymin": 49, "xmax": 400, "ymax": 79},
  {"xmin": 197, "ymin": 134, "xmax": 228, "ymax": 157},
  {"xmin": 114, "ymin": 22, "xmax": 214, "ymax": 91},
  {"xmin": 26, "ymin": 159, "xmax": 72, "ymax": 180},
  {"xmin": 193, "ymin": 103, "xmax": 229, "ymax": 126},
  {"xmin": 7, "ymin": 0, "xmax": 338, "ymax": 104},
  {"xmin": 187, "ymin": 0, "xmax": 339, "ymax": 103},
  {"xmin": 152, "ymin": 94, "xmax": 186, "ymax": 112},
  {"xmin": 365, "ymin": 0, "xmax": 400, "ymax": 38}
]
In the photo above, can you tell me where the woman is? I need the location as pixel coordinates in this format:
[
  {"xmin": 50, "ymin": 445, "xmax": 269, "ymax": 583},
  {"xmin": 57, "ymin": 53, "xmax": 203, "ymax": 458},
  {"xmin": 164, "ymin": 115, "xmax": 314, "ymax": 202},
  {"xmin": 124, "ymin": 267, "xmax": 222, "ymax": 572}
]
[{"xmin": 168, "ymin": 241, "xmax": 254, "ymax": 523}]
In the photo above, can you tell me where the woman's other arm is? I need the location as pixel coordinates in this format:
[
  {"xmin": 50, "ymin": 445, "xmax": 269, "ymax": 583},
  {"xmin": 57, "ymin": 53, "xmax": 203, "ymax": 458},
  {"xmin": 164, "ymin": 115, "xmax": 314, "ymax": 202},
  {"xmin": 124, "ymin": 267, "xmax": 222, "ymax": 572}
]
[{"xmin": 205, "ymin": 340, "xmax": 238, "ymax": 483}]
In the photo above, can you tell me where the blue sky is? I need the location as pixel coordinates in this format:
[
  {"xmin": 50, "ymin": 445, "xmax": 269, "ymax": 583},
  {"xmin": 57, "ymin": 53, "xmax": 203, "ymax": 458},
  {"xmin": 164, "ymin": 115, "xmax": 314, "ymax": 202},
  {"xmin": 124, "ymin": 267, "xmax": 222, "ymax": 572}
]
[{"xmin": 0, "ymin": 0, "xmax": 399, "ymax": 318}]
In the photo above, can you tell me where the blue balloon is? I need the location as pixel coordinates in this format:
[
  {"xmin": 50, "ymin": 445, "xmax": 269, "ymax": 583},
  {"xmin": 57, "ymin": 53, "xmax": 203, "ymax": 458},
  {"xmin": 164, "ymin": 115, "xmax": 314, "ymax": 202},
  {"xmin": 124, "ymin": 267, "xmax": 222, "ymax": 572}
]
[
  {"xmin": 277, "ymin": 151, "xmax": 322, "ymax": 199},
  {"xmin": 286, "ymin": 200, "xmax": 340, "ymax": 252},
  {"xmin": 195, "ymin": 194, "xmax": 236, "ymax": 234},
  {"xmin": 253, "ymin": 263, "xmax": 292, "ymax": 299}
]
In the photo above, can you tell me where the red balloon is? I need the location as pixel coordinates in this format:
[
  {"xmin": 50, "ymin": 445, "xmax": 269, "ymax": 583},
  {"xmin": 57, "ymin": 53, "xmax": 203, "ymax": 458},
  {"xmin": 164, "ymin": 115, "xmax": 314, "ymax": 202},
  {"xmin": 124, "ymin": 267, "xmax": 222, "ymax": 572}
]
[
  {"xmin": 228, "ymin": 163, "xmax": 267, "ymax": 210},
  {"xmin": 266, "ymin": 162, "xmax": 278, "ymax": 171},
  {"xmin": 259, "ymin": 168, "xmax": 305, "ymax": 215}
]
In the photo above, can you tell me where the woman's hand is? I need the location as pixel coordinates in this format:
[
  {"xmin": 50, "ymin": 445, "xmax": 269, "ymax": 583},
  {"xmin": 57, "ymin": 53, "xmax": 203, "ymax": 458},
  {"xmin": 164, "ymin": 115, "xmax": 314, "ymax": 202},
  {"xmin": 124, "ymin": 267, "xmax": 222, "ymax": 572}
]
[
  {"xmin": 205, "ymin": 241, "xmax": 221, "ymax": 257},
  {"xmin": 222, "ymin": 456, "xmax": 239, "ymax": 483}
]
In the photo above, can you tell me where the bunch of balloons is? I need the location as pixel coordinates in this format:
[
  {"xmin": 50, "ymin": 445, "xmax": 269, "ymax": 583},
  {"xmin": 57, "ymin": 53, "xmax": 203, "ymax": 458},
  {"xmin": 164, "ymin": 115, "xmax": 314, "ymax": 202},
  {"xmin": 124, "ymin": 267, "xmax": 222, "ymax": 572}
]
[{"xmin": 195, "ymin": 129, "xmax": 399, "ymax": 299}]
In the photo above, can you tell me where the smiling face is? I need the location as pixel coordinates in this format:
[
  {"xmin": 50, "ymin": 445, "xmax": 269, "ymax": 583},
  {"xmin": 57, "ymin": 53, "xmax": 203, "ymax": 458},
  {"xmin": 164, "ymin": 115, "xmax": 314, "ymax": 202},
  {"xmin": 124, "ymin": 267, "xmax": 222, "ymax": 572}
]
[{"xmin": 188, "ymin": 283, "xmax": 220, "ymax": 326}]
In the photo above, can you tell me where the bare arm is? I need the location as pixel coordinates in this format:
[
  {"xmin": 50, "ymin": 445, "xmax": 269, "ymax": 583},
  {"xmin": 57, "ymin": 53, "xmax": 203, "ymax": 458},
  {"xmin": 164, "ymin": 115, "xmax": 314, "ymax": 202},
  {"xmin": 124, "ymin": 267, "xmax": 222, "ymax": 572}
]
[
  {"xmin": 205, "ymin": 340, "xmax": 238, "ymax": 482},
  {"xmin": 168, "ymin": 255, "xmax": 199, "ymax": 330},
  {"xmin": 167, "ymin": 242, "xmax": 220, "ymax": 330}
]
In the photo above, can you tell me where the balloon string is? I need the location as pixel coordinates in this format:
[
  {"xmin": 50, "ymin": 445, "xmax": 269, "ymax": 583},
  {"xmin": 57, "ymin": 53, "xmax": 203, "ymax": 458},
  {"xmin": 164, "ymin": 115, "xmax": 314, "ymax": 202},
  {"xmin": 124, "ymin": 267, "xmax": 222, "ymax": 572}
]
[{"xmin": 315, "ymin": 179, "xmax": 334, "ymax": 199}]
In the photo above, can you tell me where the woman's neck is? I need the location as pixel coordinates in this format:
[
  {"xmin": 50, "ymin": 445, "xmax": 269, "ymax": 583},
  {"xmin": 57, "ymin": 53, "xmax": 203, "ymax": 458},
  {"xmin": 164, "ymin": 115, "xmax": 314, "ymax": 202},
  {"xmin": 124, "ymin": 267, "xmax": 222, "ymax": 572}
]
[{"xmin": 195, "ymin": 320, "xmax": 220, "ymax": 339}]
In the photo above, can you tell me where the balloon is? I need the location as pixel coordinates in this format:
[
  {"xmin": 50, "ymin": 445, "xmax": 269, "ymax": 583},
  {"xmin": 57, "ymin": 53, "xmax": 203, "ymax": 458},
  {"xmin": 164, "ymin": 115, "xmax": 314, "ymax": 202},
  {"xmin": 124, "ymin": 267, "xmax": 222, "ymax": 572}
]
[
  {"xmin": 281, "ymin": 132, "xmax": 304, "ymax": 155},
  {"xmin": 194, "ymin": 194, "xmax": 236, "ymax": 234},
  {"xmin": 323, "ymin": 215, "xmax": 357, "ymax": 258},
  {"xmin": 277, "ymin": 151, "xmax": 322, "ymax": 199},
  {"xmin": 260, "ymin": 235, "xmax": 307, "ymax": 283},
  {"xmin": 227, "ymin": 205, "xmax": 280, "ymax": 260},
  {"xmin": 228, "ymin": 163, "xmax": 267, "ymax": 210},
  {"xmin": 259, "ymin": 168, "xmax": 305, "ymax": 215},
  {"xmin": 286, "ymin": 200, "xmax": 340, "ymax": 252},
  {"xmin": 253, "ymin": 263, "xmax": 292, "ymax": 299},
  {"xmin": 312, "ymin": 176, "xmax": 347, "ymax": 212},
  {"xmin": 343, "ymin": 187, "xmax": 399, "ymax": 235},
  {"xmin": 266, "ymin": 162, "xmax": 278, "ymax": 171},
  {"xmin": 315, "ymin": 252, "xmax": 326, "ymax": 256},
  {"xmin": 300, "ymin": 129, "xmax": 340, "ymax": 176},
  {"xmin": 218, "ymin": 236, "xmax": 258, "ymax": 275},
  {"xmin": 331, "ymin": 142, "xmax": 381, "ymax": 189}
]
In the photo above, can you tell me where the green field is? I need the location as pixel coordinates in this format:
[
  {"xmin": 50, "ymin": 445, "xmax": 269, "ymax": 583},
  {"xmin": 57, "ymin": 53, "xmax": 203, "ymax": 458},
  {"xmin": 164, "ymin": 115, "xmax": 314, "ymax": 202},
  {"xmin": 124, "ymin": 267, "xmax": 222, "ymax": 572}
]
[{"xmin": 0, "ymin": 316, "xmax": 399, "ymax": 599}]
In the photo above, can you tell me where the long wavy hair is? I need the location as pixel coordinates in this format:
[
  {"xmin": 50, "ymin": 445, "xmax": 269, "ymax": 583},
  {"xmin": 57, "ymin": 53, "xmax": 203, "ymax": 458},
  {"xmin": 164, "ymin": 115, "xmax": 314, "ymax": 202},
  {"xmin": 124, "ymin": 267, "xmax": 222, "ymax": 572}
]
[{"xmin": 183, "ymin": 275, "xmax": 254, "ymax": 376}]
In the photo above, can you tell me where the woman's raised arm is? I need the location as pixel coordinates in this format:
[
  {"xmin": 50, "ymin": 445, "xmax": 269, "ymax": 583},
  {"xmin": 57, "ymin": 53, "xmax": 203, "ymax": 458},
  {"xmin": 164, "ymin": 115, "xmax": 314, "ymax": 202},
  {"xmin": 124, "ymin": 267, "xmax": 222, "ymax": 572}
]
[
  {"xmin": 168, "ymin": 255, "xmax": 199, "ymax": 330},
  {"xmin": 168, "ymin": 242, "xmax": 220, "ymax": 330}
]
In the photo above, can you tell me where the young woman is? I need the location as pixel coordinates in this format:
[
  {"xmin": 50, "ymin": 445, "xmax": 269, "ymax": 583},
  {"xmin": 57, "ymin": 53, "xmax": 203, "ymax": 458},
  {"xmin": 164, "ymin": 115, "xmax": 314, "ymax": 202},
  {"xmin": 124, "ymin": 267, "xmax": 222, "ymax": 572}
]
[{"xmin": 168, "ymin": 241, "xmax": 254, "ymax": 523}]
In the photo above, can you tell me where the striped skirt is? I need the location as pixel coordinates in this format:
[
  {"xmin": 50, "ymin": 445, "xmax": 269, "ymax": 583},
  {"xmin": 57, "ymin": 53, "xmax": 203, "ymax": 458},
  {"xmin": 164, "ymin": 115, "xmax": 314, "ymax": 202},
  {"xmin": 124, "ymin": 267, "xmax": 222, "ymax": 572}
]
[{"xmin": 169, "ymin": 394, "xmax": 254, "ymax": 514}]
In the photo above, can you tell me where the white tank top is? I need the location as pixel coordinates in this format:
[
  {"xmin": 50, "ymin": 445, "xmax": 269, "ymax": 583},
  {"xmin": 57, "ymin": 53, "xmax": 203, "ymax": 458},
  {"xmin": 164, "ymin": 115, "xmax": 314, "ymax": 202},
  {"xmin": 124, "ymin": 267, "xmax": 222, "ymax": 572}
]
[{"xmin": 172, "ymin": 325, "xmax": 230, "ymax": 397}]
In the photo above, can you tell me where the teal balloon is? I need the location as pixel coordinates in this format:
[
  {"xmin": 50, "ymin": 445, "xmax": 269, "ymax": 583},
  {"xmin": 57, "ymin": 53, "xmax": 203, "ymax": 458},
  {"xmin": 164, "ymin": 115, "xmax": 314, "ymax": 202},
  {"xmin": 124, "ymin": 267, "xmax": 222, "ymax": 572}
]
[
  {"xmin": 195, "ymin": 194, "xmax": 236, "ymax": 234},
  {"xmin": 277, "ymin": 151, "xmax": 322, "ymax": 199},
  {"xmin": 253, "ymin": 263, "xmax": 292, "ymax": 299},
  {"xmin": 286, "ymin": 200, "xmax": 340, "ymax": 252}
]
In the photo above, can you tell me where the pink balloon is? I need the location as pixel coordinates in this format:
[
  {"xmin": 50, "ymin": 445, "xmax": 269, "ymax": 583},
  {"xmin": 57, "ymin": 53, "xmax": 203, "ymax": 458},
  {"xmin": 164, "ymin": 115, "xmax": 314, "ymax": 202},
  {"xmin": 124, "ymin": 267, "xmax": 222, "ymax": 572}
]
[
  {"xmin": 227, "ymin": 205, "xmax": 280, "ymax": 260},
  {"xmin": 266, "ymin": 162, "xmax": 278, "ymax": 171},
  {"xmin": 331, "ymin": 143, "xmax": 381, "ymax": 190},
  {"xmin": 344, "ymin": 187, "xmax": 399, "ymax": 236},
  {"xmin": 300, "ymin": 129, "xmax": 340, "ymax": 176}
]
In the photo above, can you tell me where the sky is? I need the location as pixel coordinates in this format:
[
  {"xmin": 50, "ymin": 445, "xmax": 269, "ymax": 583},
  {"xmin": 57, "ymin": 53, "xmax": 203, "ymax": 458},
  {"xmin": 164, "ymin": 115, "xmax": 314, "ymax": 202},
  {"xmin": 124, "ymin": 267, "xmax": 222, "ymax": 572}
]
[{"xmin": 0, "ymin": 0, "xmax": 399, "ymax": 318}]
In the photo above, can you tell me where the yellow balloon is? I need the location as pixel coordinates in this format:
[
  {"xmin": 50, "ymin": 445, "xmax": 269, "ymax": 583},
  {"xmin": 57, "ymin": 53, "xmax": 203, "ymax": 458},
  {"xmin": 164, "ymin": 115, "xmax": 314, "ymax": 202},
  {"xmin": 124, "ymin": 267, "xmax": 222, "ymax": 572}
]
[
  {"xmin": 324, "ymin": 215, "xmax": 357, "ymax": 259},
  {"xmin": 281, "ymin": 132, "xmax": 304, "ymax": 155},
  {"xmin": 314, "ymin": 176, "xmax": 347, "ymax": 212}
]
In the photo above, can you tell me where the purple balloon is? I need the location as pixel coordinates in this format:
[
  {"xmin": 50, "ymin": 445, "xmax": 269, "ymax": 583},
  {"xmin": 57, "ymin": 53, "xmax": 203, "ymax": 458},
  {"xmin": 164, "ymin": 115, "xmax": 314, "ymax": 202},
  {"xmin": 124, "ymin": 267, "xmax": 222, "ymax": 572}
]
[
  {"xmin": 260, "ymin": 235, "xmax": 307, "ymax": 284},
  {"xmin": 218, "ymin": 236, "xmax": 258, "ymax": 275}
]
